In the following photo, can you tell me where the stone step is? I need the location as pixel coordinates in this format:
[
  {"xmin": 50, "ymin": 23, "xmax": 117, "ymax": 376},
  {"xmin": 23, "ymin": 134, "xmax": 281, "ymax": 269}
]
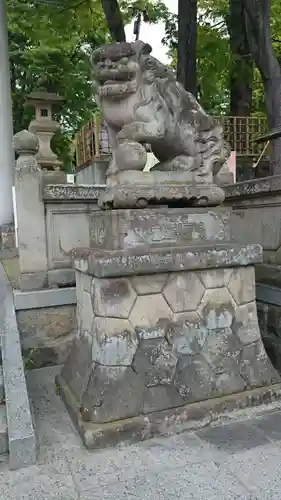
[{"xmin": 0, "ymin": 404, "xmax": 8, "ymax": 455}]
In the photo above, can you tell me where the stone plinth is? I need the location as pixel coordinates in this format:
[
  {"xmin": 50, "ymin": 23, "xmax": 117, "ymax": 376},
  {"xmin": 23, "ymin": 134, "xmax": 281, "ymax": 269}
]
[{"xmin": 58, "ymin": 208, "xmax": 281, "ymax": 449}]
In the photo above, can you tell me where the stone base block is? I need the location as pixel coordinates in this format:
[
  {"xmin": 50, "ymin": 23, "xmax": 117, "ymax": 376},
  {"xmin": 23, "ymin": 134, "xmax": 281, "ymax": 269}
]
[
  {"xmin": 59, "ymin": 250, "xmax": 280, "ymax": 446},
  {"xmin": 57, "ymin": 374, "xmax": 281, "ymax": 450},
  {"xmin": 99, "ymin": 182, "xmax": 225, "ymax": 209},
  {"xmin": 89, "ymin": 207, "xmax": 231, "ymax": 251},
  {"xmin": 20, "ymin": 271, "xmax": 48, "ymax": 291}
]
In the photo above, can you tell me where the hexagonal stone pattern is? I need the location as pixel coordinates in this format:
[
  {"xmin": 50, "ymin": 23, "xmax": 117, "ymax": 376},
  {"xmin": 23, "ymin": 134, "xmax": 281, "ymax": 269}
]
[
  {"xmin": 76, "ymin": 271, "xmax": 92, "ymax": 302},
  {"xmin": 91, "ymin": 317, "xmax": 138, "ymax": 366},
  {"xmin": 166, "ymin": 313, "xmax": 208, "ymax": 355},
  {"xmin": 240, "ymin": 340, "xmax": 281, "ymax": 387},
  {"xmin": 233, "ymin": 302, "xmax": 260, "ymax": 345},
  {"xmin": 61, "ymin": 336, "xmax": 92, "ymax": 404},
  {"xmin": 215, "ymin": 372, "xmax": 246, "ymax": 396},
  {"xmin": 200, "ymin": 269, "xmax": 232, "ymax": 289},
  {"xmin": 129, "ymin": 294, "xmax": 173, "ymax": 329},
  {"xmin": 174, "ymin": 354, "xmax": 216, "ymax": 403},
  {"xmin": 133, "ymin": 338, "xmax": 178, "ymax": 387},
  {"xmin": 82, "ymin": 365, "xmax": 144, "ymax": 423},
  {"xmin": 67, "ymin": 265, "xmax": 277, "ymax": 426},
  {"xmin": 202, "ymin": 327, "xmax": 242, "ymax": 374},
  {"xmin": 163, "ymin": 272, "xmax": 205, "ymax": 313},
  {"xmin": 228, "ymin": 267, "xmax": 255, "ymax": 305},
  {"xmin": 92, "ymin": 277, "xmax": 136, "ymax": 318},
  {"xmin": 79, "ymin": 291, "xmax": 94, "ymax": 334},
  {"xmin": 142, "ymin": 385, "xmax": 185, "ymax": 414},
  {"xmin": 131, "ymin": 274, "xmax": 168, "ymax": 295},
  {"xmin": 198, "ymin": 288, "xmax": 235, "ymax": 330}
]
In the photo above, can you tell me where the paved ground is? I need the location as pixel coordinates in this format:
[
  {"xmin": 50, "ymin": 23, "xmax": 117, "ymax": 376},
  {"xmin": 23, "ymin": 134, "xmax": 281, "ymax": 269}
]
[{"xmin": 1, "ymin": 366, "xmax": 281, "ymax": 499}]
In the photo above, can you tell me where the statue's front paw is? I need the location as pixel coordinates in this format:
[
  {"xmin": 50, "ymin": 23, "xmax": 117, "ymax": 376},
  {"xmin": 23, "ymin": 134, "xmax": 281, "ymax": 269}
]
[{"xmin": 115, "ymin": 141, "xmax": 147, "ymax": 171}]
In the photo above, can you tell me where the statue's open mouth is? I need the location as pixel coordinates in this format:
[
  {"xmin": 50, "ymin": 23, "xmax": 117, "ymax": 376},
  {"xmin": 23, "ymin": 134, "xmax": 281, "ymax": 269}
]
[
  {"xmin": 97, "ymin": 68, "xmax": 136, "ymax": 84},
  {"xmin": 97, "ymin": 68, "xmax": 138, "ymax": 97}
]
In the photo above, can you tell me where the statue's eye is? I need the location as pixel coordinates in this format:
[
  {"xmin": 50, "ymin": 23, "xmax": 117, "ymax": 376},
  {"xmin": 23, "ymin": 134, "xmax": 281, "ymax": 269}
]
[{"xmin": 145, "ymin": 58, "xmax": 156, "ymax": 70}]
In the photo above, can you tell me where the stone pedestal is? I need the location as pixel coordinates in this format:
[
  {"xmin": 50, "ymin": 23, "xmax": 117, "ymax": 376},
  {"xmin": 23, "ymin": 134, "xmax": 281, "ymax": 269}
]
[{"xmin": 58, "ymin": 199, "xmax": 281, "ymax": 449}]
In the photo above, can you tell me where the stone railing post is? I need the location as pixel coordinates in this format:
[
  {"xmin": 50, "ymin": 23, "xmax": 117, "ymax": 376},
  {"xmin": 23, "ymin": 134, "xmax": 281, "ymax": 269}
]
[{"xmin": 13, "ymin": 130, "xmax": 49, "ymax": 290}]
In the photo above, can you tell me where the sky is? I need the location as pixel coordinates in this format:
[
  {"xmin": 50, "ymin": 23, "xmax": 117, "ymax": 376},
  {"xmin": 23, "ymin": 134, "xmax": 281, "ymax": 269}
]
[{"xmin": 125, "ymin": 0, "xmax": 178, "ymax": 64}]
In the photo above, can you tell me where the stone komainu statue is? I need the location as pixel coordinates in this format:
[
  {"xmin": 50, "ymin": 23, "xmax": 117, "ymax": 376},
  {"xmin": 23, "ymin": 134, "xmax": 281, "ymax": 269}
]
[{"xmin": 93, "ymin": 41, "xmax": 228, "ymax": 183}]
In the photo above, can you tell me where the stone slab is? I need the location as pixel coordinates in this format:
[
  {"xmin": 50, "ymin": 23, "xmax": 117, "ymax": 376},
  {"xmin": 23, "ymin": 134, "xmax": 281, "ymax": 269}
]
[
  {"xmin": 197, "ymin": 420, "xmax": 269, "ymax": 452},
  {"xmin": 225, "ymin": 174, "xmax": 281, "ymax": 200},
  {"xmin": 99, "ymin": 182, "xmax": 225, "ymax": 209},
  {"xmin": 43, "ymin": 184, "xmax": 106, "ymax": 202},
  {"xmin": 47, "ymin": 268, "xmax": 75, "ymax": 287},
  {"xmin": 57, "ymin": 372, "xmax": 281, "ymax": 450},
  {"xmin": 222, "ymin": 443, "xmax": 281, "ymax": 500},
  {"xmin": 82, "ymin": 466, "xmax": 251, "ymax": 500},
  {"xmin": 0, "ymin": 262, "xmax": 36, "ymax": 469},
  {"xmin": 73, "ymin": 242, "xmax": 262, "ymax": 278},
  {"xmin": 14, "ymin": 287, "xmax": 76, "ymax": 311},
  {"xmin": 20, "ymin": 271, "xmax": 48, "ymax": 291},
  {"xmin": 89, "ymin": 207, "xmax": 231, "ymax": 250}
]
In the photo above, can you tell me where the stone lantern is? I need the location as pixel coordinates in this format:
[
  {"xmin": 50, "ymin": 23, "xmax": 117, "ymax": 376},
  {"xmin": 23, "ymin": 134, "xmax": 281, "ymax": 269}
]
[{"xmin": 26, "ymin": 89, "xmax": 64, "ymax": 170}]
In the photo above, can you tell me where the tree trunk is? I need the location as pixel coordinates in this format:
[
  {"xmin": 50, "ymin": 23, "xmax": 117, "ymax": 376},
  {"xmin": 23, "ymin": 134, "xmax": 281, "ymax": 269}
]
[
  {"xmin": 228, "ymin": 0, "xmax": 253, "ymax": 116},
  {"xmin": 177, "ymin": 0, "xmax": 197, "ymax": 96},
  {"xmin": 243, "ymin": 0, "xmax": 281, "ymax": 174},
  {"xmin": 101, "ymin": 0, "xmax": 126, "ymax": 42}
]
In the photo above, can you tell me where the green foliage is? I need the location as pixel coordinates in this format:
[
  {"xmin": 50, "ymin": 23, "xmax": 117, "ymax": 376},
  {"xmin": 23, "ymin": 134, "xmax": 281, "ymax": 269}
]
[
  {"xmin": 164, "ymin": 0, "xmax": 281, "ymax": 117},
  {"xmin": 166, "ymin": 15, "xmax": 230, "ymax": 114}
]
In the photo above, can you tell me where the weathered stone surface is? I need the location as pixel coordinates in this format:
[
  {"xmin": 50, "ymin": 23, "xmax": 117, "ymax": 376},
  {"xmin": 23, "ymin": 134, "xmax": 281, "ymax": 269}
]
[
  {"xmin": 91, "ymin": 317, "xmax": 138, "ymax": 366},
  {"xmin": 202, "ymin": 328, "xmax": 242, "ymax": 374},
  {"xmin": 142, "ymin": 385, "xmax": 185, "ymax": 414},
  {"xmin": 99, "ymin": 183, "xmax": 226, "ymax": 209},
  {"xmin": 93, "ymin": 40, "xmax": 228, "ymax": 185},
  {"xmin": 135, "ymin": 318, "xmax": 168, "ymax": 340},
  {"xmin": 76, "ymin": 272, "xmax": 92, "ymax": 298},
  {"xmin": 200, "ymin": 269, "xmax": 232, "ymax": 289},
  {"xmin": 174, "ymin": 354, "xmax": 216, "ymax": 403},
  {"xmin": 90, "ymin": 208, "xmax": 231, "ymax": 251},
  {"xmin": 215, "ymin": 372, "xmax": 246, "ymax": 395},
  {"xmin": 240, "ymin": 341, "xmax": 281, "ymax": 387},
  {"xmin": 92, "ymin": 277, "xmax": 136, "ymax": 318},
  {"xmin": 43, "ymin": 184, "xmax": 105, "ymax": 201},
  {"xmin": 166, "ymin": 313, "xmax": 208, "ymax": 355},
  {"xmin": 198, "ymin": 288, "xmax": 235, "ymax": 330},
  {"xmin": 61, "ymin": 336, "xmax": 92, "ymax": 403},
  {"xmin": 225, "ymin": 174, "xmax": 281, "ymax": 200},
  {"xmin": 81, "ymin": 365, "xmax": 144, "ymax": 423},
  {"xmin": 129, "ymin": 294, "xmax": 173, "ymax": 328},
  {"xmin": 232, "ymin": 302, "xmax": 260, "ymax": 345},
  {"xmin": 133, "ymin": 338, "xmax": 178, "ymax": 387},
  {"xmin": 79, "ymin": 291, "xmax": 94, "ymax": 334},
  {"xmin": 163, "ymin": 272, "xmax": 205, "ymax": 313},
  {"xmin": 17, "ymin": 305, "xmax": 76, "ymax": 343},
  {"xmin": 228, "ymin": 267, "xmax": 255, "ymax": 305},
  {"xmin": 73, "ymin": 243, "xmax": 263, "ymax": 278},
  {"xmin": 131, "ymin": 274, "xmax": 168, "ymax": 295}
]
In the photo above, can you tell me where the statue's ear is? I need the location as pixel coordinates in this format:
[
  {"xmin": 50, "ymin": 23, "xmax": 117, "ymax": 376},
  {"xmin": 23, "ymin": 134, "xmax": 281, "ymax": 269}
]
[{"xmin": 133, "ymin": 40, "xmax": 152, "ymax": 58}]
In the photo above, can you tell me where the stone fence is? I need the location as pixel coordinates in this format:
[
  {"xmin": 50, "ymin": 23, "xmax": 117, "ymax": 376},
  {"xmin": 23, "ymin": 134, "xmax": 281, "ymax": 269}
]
[
  {"xmin": 14, "ymin": 130, "xmax": 106, "ymax": 291},
  {"xmin": 224, "ymin": 175, "xmax": 281, "ymax": 375},
  {"xmin": 224, "ymin": 175, "xmax": 281, "ymax": 268},
  {"xmin": 13, "ymin": 130, "xmax": 105, "ymax": 367}
]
